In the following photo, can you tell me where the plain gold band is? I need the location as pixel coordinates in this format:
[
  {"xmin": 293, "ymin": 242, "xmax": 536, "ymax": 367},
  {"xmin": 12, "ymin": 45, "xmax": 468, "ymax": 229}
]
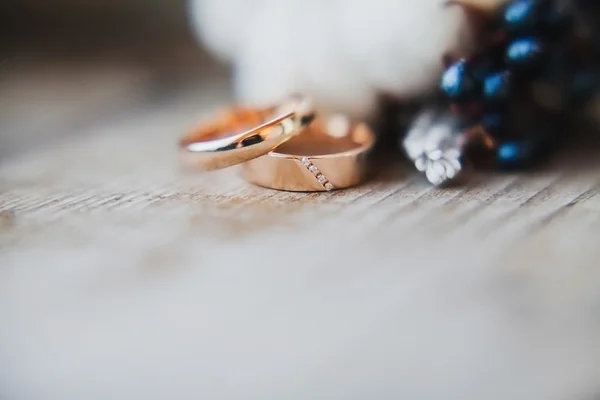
[
  {"xmin": 240, "ymin": 117, "xmax": 375, "ymax": 192},
  {"xmin": 179, "ymin": 95, "xmax": 315, "ymax": 171}
]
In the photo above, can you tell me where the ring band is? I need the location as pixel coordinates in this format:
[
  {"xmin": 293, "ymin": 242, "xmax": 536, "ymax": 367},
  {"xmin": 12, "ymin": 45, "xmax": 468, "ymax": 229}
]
[
  {"xmin": 180, "ymin": 95, "xmax": 315, "ymax": 171},
  {"xmin": 240, "ymin": 115, "xmax": 375, "ymax": 192}
]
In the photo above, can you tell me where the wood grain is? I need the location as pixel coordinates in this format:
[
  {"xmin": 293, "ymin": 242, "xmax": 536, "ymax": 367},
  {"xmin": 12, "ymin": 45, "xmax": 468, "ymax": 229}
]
[{"xmin": 1, "ymin": 62, "xmax": 600, "ymax": 400}]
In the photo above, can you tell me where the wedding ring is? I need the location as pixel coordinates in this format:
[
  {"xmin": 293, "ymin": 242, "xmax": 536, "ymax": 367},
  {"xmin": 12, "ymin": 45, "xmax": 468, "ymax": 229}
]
[
  {"xmin": 240, "ymin": 115, "xmax": 375, "ymax": 192},
  {"xmin": 180, "ymin": 95, "xmax": 315, "ymax": 171}
]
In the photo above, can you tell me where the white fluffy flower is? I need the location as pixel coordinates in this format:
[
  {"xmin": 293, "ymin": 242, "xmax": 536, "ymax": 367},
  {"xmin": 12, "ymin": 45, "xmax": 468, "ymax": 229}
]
[
  {"xmin": 403, "ymin": 108, "xmax": 464, "ymax": 186},
  {"xmin": 188, "ymin": 0, "xmax": 480, "ymax": 118}
]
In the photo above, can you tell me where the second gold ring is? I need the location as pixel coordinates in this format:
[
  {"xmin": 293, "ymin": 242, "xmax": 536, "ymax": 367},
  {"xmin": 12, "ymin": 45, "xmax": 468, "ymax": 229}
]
[{"xmin": 240, "ymin": 116, "xmax": 374, "ymax": 191}]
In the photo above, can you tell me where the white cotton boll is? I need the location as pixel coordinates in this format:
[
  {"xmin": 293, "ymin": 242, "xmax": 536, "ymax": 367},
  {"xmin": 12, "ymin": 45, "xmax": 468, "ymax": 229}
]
[
  {"xmin": 335, "ymin": 0, "xmax": 476, "ymax": 97},
  {"xmin": 189, "ymin": 0, "xmax": 478, "ymax": 118},
  {"xmin": 232, "ymin": 1, "xmax": 379, "ymax": 117}
]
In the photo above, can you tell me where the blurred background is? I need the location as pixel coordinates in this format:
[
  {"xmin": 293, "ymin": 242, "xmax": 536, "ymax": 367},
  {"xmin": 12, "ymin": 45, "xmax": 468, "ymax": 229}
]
[
  {"xmin": 0, "ymin": 0, "xmax": 225, "ymax": 159},
  {"xmin": 2, "ymin": 3, "xmax": 600, "ymax": 400}
]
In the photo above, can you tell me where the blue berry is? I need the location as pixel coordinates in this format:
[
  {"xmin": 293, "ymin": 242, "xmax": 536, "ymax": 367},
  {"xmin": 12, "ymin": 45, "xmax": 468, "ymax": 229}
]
[
  {"xmin": 496, "ymin": 141, "xmax": 536, "ymax": 168},
  {"xmin": 506, "ymin": 37, "xmax": 544, "ymax": 68},
  {"xmin": 483, "ymin": 71, "xmax": 511, "ymax": 101},
  {"xmin": 441, "ymin": 60, "xmax": 479, "ymax": 101},
  {"xmin": 481, "ymin": 113, "xmax": 505, "ymax": 135},
  {"xmin": 504, "ymin": 0, "xmax": 570, "ymax": 39},
  {"xmin": 503, "ymin": 0, "xmax": 541, "ymax": 32}
]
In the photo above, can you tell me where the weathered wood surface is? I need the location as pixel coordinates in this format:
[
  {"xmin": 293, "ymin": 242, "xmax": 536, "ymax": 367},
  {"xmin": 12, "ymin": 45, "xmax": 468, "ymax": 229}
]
[{"xmin": 1, "ymin": 61, "xmax": 600, "ymax": 400}]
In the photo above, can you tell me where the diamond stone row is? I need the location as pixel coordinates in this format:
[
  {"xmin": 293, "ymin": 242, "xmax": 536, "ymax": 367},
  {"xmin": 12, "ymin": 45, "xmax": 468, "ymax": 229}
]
[{"xmin": 300, "ymin": 157, "xmax": 334, "ymax": 191}]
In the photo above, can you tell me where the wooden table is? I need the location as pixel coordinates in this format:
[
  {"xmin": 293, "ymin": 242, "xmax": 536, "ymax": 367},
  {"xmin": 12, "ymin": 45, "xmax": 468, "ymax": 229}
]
[{"xmin": 1, "ymin": 53, "xmax": 600, "ymax": 400}]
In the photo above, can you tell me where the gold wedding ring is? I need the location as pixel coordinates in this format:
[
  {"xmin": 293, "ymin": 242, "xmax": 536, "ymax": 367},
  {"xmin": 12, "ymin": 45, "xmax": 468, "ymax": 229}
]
[
  {"xmin": 180, "ymin": 95, "xmax": 315, "ymax": 171},
  {"xmin": 240, "ymin": 116, "xmax": 375, "ymax": 191},
  {"xmin": 179, "ymin": 96, "xmax": 375, "ymax": 191}
]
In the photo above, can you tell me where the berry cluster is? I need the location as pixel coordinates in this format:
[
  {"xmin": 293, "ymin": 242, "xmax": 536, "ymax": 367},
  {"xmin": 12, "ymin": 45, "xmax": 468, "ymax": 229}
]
[{"xmin": 440, "ymin": 0, "xmax": 600, "ymax": 170}]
